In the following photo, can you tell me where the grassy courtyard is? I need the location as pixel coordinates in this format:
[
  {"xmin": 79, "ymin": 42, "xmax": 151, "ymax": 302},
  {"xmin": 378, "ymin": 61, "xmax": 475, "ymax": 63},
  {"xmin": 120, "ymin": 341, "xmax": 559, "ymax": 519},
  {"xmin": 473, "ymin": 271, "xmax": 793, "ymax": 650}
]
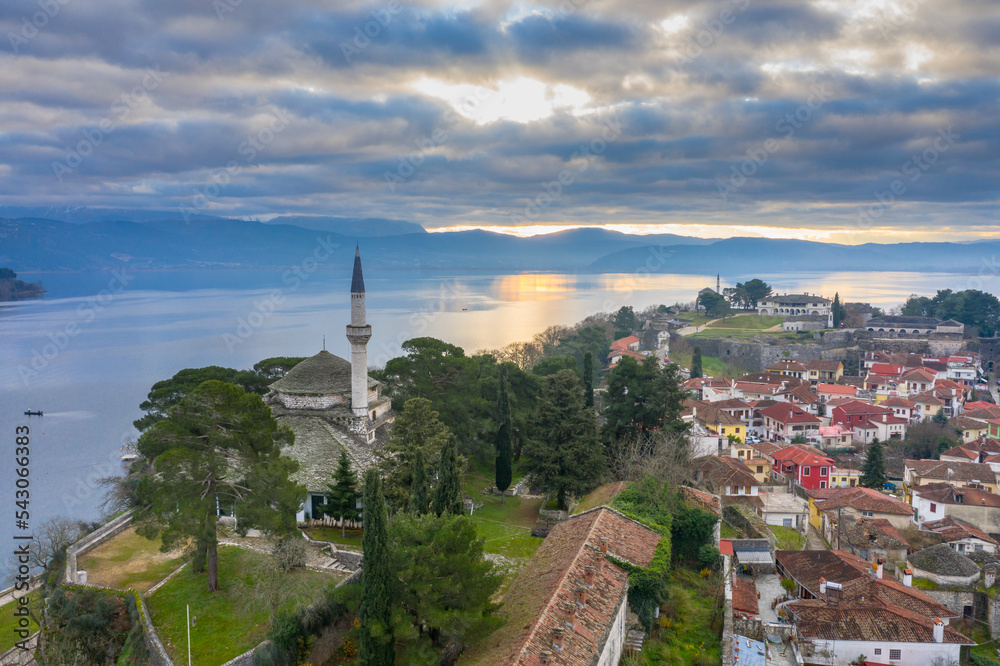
[
  {"xmin": 0, "ymin": 592, "xmax": 39, "ymax": 653},
  {"xmin": 77, "ymin": 526, "xmax": 187, "ymax": 593},
  {"xmin": 303, "ymin": 526, "xmax": 364, "ymax": 550},
  {"xmin": 670, "ymin": 351, "xmax": 747, "ymax": 379},
  {"xmin": 146, "ymin": 546, "xmax": 342, "ymax": 666},
  {"xmin": 462, "ymin": 460, "xmax": 544, "ymax": 563},
  {"xmin": 631, "ymin": 569, "xmax": 723, "ymax": 665},
  {"xmin": 705, "ymin": 314, "xmax": 783, "ymax": 330},
  {"xmin": 768, "ymin": 525, "xmax": 805, "ymax": 550}
]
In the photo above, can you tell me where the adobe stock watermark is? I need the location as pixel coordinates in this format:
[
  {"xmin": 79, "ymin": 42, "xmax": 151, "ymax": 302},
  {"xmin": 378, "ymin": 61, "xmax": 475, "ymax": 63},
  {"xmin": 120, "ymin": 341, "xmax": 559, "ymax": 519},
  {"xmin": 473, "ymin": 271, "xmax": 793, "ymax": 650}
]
[
  {"xmin": 51, "ymin": 66, "xmax": 168, "ymax": 182},
  {"xmin": 385, "ymin": 81, "xmax": 495, "ymax": 192},
  {"xmin": 340, "ymin": 0, "xmax": 402, "ymax": 64},
  {"xmin": 371, "ymin": 279, "xmax": 464, "ymax": 367},
  {"xmin": 855, "ymin": 127, "xmax": 959, "ymax": 229},
  {"xmin": 17, "ymin": 269, "xmax": 133, "ymax": 385},
  {"xmin": 679, "ymin": 0, "xmax": 751, "ymax": 65},
  {"xmin": 509, "ymin": 112, "xmax": 624, "ymax": 224},
  {"xmin": 6, "ymin": 0, "xmax": 72, "ymax": 54},
  {"xmin": 601, "ymin": 245, "xmax": 676, "ymax": 313},
  {"xmin": 875, "ymin": 0, "xmax": 925, "ymax": 38},
  {"xmin": 178, "ymin": 109, "xmax": 290, "ymax": 222},
  {"xmin": 223, "ymin": 235, "xmax": 341, "ymax": 352},
  {"xmin": 717, "ymin": 84, "xmax": 831, "ymax": 201}
]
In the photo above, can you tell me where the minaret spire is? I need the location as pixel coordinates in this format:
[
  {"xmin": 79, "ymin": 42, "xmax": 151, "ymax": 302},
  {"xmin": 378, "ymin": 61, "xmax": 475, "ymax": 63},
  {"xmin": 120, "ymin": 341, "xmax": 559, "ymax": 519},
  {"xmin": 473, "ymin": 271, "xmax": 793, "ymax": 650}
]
[
  {"xmin": 346, "ymin": 245, "xmax": 372, "ymax": 417},
  {"xmin": 717, "ymin": 274, "xmax": 720, "ymax": 293}
]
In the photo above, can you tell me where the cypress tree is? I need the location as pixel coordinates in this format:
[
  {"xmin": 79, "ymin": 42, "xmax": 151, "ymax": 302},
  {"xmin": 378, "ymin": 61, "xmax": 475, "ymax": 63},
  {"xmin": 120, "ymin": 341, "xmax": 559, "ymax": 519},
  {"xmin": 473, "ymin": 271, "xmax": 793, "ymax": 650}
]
[
  {"xmin": 860, "ymin": 437, "xmax": 887, "ymax": 490},
  {"xmin": 410, "ymin": 447, "xmax": 428, "ymax": 515},
  {"xmin": 832, "ymin": 292, "xmax": 845, "ymax": 328},
  {"xmin": 583, "ymin": 351, "xmax": 594, "ymax": 408},
  {"xmin": 691, "ymin": 347, "xmax": 703, "ymax": 379},
  {"xmin": 433, "ymin": 439, "xmax": 463, "ymax": 517},
  {"xmin": 359, "ymin": 470, "xmax": 394, "ymax": 666},
  {"xmin": 327, "ymin": 450, "xmax": 360, "ymax": 537},
  {"xmin": 496, "ymin": 365, "xmax": 513, "ymax": 504}
]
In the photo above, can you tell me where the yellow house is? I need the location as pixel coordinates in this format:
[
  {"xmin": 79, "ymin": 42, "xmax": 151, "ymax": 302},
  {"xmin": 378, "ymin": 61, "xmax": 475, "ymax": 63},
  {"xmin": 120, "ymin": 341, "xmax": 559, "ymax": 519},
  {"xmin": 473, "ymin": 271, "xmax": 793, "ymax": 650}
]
[
  {"xmin": 829, "ymin": 468, "xmax": 860, "ymax": 488},
  {"xmin": 806, "ymin": 493, "xmax": 824, "ymax": 530},
  {"xmin": 806, "ymin": 360, "xmax": 844, "ymax": 384},
  {"xmin": 950, "ymin": 416, "xmax": 990, "ymax": 443},
  {"xmin": 730, "ymin": 441, "xmax": 755, "ymax": 461},
  {"xmin": 745, "ymin": 457, "xmax": 772, "ymax": 484},
  {"xmin": 699, "ymin": 407, "xmax": 746, "ymax": 444}
]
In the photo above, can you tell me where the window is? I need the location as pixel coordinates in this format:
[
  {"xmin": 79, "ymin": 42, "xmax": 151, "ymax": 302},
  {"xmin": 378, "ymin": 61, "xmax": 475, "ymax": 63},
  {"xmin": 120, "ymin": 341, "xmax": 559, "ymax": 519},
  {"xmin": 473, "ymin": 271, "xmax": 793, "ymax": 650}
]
[
  {"xmin": 783, "ymin": 518, "xmax": 792, "ymax": 527},
  {"xmin": 803, "ymin": 467, "xmax": 810, "ymax": 476},
  {"xmin": 820, "ymin": 467, "xmax": 828, "ymax": 476},
  {"xmin": 889, "ymin": 649, "xmax": 901, "ymax": 660},
  {"xmin": 820, "ymin": 481, "xmax": 827, "ymax": 488},
  {"xmin": 757, "ymin": 466, "xmax": 764, "ymax": 473},
  {"xmin": 976, "ymin": 544, "xmax": 984, "ymax": 551},
  {"xmin": 930, "ymin": 503, "xmax": 937, "ymax": 513},
  {"xmin": 862, "ymin": 510, "xmax": 874, "ymax": 517},
  {"xmin": 874, "ymin": 648, "xmax": 881, "ymax": 656}
]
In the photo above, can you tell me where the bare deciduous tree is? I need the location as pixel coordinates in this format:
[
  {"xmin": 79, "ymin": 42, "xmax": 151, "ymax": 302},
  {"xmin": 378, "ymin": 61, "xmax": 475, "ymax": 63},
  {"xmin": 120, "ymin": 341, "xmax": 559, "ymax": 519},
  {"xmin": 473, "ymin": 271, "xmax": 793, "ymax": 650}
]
[{"xmin": 610, "ymin": 431, "xmax": 697, "ymax": 490}]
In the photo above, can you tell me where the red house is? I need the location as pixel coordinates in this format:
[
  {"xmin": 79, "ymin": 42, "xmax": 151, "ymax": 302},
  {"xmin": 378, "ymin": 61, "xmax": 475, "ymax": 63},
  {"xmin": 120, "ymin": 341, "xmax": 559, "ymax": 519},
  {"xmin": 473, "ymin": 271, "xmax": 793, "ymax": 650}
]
[
  {"xmin": 830, "ymin": 400, "xmax": 894, "ymax": 428},
  {"xmin": 772, "ymin": 445, "xmax": 834, "ymax": 490}
]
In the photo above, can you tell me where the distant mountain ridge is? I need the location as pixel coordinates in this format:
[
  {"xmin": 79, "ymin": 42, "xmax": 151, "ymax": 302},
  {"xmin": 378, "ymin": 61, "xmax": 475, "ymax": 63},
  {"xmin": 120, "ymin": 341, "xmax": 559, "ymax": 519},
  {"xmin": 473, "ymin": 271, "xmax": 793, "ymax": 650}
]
[{"xmin": 0, "ymin": 212, "xmax": 994, "ymax": 275}]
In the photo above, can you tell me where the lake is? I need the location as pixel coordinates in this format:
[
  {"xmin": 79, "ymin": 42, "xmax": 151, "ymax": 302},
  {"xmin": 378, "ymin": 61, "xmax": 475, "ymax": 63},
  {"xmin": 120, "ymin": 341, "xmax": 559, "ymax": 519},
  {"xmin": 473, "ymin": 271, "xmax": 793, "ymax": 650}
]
[{"xmin": 0, "ymin": 267, "xmax": 992, "ymax": 581}]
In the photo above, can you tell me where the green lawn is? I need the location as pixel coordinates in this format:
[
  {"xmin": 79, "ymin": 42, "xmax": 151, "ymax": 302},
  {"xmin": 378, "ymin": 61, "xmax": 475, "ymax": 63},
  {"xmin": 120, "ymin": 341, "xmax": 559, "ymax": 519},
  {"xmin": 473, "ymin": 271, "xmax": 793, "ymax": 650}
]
[
  {"xmin": 77, "ymin": 526, "xmax": 187, "ymax": 593},
  {"xmin": 676, "ymin": 313, "xmax": 714, "ymax": 326},
  {"xmin": 146, "ymin": 546, "xmax": 341, "ymax": 666},
  {"xmin": 720, "ymin": 523, "xmax": 742, "ymax": 539},
  {"xmin": 572, "ymin": 482, "xmax": 626, "ymax": 514},
  {"xmin": 768, "ymin": 525, "xmax": 805, "ymax": 550},
  {"xmin": 462, "ymin": 460, "xmax": 544, "ymax": 564},
  {"xmin": 303, "ymin": 526, "xmax": 364, "ymax": 550},
  {"xmin": 636, "ymin": 569, "xmax": 723, "ymax": 665},
  {"xmin": 0, "ymin": 592, "xmax": 39, "ymax": 653},
  {"xmin": 705, "ymin": 315, "xmax": 782, "ymax": 330},
  {"xmin": 670, "ymin": 351, "xmax": 747, "ymax": 380}
]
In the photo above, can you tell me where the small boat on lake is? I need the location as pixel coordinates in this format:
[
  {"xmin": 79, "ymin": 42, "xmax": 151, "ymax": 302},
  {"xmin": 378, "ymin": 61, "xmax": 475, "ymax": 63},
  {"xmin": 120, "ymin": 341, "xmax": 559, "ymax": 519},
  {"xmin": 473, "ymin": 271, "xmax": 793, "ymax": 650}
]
[{"xmin": 24, "ymin": 410, "xmax": 43, "ymax": 416}]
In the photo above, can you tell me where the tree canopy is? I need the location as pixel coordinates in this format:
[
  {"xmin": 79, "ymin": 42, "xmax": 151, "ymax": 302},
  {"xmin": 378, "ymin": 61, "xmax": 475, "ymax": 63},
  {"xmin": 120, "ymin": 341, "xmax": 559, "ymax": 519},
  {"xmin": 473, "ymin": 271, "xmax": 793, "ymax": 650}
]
[
  {"xmin": 326, "ymin": 450, "xmax": 360, "ymax": 537},
  {"xmin": 135, "ymin": 380, "xmax": 304, "ymax": 591},
  {"xmin": 901, "ymin": 289, "xmax": 1000, "ymax": 335},
  {"xmin": 375, "ymin": 397, "xmax": 454, "ymax": 512},
  {"xmin": 859, "ymin": 437, "xmax": 887, "ymax": 489},
  {"xmin": 360, "ymin": 469, "xmax": 394, "ymax": 665},
  {"xmin": 602, "ymin": 356, "xmax": 689, "ymax": 452},
  {"xmin": 134, "ymin": 365, "xmax": 272, "ymax": 431},
  {"xmin": 524, "ymin": 370, "xmax": 605, "ymax": 509}
]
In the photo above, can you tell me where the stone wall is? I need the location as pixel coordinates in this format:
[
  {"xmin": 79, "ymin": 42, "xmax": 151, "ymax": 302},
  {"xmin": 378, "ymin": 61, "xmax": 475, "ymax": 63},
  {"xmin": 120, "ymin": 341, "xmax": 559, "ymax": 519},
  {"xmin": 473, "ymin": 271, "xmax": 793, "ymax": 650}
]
[
  {"xmin": 332, "ymin": 548, "xmax": 363, "ymax": 571},
  {"xmin": 272, "ymin": 392, "xmax": 347, "ymax": 410},
  {"xmin": 65, "ymin": 509, "xmax": 136, "ymax": 585},
  {"xmin": 673, "ymin": 334, "xmax": 853, "ymax": 373},
  {"xmin": 922, "ymin": 588, "xmax": 976, "ymax": 617},
  {"xmin": 733, "ymin": 615, "xmax": 763, "ymax": 641}
]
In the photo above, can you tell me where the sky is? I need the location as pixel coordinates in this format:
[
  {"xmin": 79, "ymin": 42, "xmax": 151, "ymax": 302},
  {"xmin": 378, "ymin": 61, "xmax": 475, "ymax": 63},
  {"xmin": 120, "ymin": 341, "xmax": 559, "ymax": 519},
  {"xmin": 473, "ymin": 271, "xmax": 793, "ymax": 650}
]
[{"xmin": 1, "ymin": 0, "xmax": 998, "ymax": 243}]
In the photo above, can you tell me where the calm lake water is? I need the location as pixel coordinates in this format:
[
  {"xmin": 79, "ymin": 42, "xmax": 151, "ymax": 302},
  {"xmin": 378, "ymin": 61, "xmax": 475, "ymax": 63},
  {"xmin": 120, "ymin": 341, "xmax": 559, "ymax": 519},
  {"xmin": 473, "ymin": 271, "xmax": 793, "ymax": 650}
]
[{"xmin": 0, "ymin": 267, "xmax": 992, "ymax": 581}]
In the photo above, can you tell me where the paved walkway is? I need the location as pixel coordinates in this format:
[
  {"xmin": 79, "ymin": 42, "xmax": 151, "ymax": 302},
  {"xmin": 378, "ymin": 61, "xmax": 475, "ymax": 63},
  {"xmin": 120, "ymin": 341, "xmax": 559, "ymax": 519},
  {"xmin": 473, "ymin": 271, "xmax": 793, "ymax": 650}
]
[{"xmin": 805, "ymin": 525, "xmax": 828, "ymax": 550}]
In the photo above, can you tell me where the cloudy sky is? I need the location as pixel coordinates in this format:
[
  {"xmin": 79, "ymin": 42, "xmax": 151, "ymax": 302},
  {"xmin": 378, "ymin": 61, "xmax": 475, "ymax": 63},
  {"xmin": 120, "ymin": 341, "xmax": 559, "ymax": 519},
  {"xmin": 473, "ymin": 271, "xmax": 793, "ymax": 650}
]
[{"xmin": 1, "ymin": 0, "xmax": 998, "ymax": 243}]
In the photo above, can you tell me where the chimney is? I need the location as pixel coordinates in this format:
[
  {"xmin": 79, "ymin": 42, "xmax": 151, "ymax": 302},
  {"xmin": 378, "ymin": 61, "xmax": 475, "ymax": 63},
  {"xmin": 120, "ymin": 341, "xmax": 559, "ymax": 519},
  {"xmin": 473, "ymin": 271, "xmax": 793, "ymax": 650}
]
[
  {"xmin": 575, "ymin": 586, "xmax": 588, "ymax": 607},
  {"xmin": 552, "ymin": 626, "xmax": 565, "ymax": 651},
  {"xmin": 564, "ymin": 602, "xmax": 577, "ymax": 626},
  {"xmin": 875, "ymin": 558, "xmax": 884, "ymax": 579},
  {"xmin": 584, "ymin": 566, "xmax": 596, "ymax": 586},
  {"xmin": 903, "ymin": 568, "xmax": 913, "ymax": 587},
  {"xmin": 933, "ymin": 618, "xmax": 944, "ymax": 643},
  {"xmin": 540, "ymin": 650, "xmax": 553, "ymax": 665},
  {"xmin": 599, "ymin": 538, "xmax": 609, "ymax": 554},
  {"xmin": 819, "ymin": 577, "xmax": 826, "ymax": 596}
]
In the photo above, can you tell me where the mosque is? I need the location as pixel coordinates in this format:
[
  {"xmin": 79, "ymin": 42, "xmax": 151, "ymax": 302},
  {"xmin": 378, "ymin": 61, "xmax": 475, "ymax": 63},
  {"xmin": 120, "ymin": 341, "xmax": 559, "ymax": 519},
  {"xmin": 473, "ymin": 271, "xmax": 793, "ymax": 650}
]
[{"xmin": 265, "ymin": 247, "xmax": 394, "ymax": 521}]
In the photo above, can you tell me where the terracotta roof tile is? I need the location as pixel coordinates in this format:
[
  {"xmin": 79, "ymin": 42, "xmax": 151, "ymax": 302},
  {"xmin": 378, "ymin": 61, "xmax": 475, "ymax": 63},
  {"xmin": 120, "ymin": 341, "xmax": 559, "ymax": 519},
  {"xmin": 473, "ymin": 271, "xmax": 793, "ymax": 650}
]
[
  {"xmin": 905, "ymin": 459, "xmax": 996, "ymax": 483},
  {"xmin": 732, "ymin": 575, "xmax": 759, "ymax": 616},
  {"xmin": 788, "ymin": 602, "xmax": 972, "ymax": 644}
]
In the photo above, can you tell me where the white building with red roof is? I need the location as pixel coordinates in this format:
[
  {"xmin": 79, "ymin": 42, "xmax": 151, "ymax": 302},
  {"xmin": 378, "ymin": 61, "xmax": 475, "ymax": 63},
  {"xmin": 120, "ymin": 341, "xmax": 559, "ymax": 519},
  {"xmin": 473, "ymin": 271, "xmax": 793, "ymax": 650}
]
[{"xmin": 760, "ymin": 403, "xmax": 822, "ymax": 445}]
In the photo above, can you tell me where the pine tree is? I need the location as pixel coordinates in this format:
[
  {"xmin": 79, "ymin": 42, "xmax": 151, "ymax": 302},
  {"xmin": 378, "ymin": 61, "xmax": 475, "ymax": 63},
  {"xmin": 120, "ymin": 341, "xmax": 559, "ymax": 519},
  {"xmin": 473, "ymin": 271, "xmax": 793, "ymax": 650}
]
[
  {"xmin": 860, "ymin": 437, "xmax": 887, "ymax": 490},
  {"xmin": 359, "ymin": 470, "xmax": 394, "ymax": 666},
  {"xmin": 373, "ymin": 397, "xmax": 452, "ymax": 511},
  {"xmin": 326, "ymin": 450, "xmax": 360, "ymax": 537},
  {"xmin": 932, "ymin": 408, "xmax": 949, "ymax": 426},
  {"xmin": 410, "ymin": 447, "xmax": 429, "ymax": 515},
  {"xmin": 525, "ymin": 370, "xmax": 606, "ymax": 510},
  {"xmin": 433, "ymin": 439, "xmax": 463, "ymax": 516},
  {"xmin": 691, "ymin": 347, "xmax": 703, "ymax": 379},
  {"xmin": 583, "ymin": 351, "xmax": 594, "ymax": 408},
  {"xmin": 495, "ymin": 365, "xmax": 513, "ymax": 504}
]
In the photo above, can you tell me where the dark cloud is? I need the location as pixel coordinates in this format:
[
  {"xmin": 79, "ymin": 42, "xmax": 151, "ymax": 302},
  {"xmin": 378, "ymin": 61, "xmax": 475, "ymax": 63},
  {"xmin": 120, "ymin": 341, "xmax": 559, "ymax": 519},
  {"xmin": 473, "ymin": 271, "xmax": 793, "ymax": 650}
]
[{"xmin": 0, "ymin": 0, "xmax": 997, "ymax": 236}]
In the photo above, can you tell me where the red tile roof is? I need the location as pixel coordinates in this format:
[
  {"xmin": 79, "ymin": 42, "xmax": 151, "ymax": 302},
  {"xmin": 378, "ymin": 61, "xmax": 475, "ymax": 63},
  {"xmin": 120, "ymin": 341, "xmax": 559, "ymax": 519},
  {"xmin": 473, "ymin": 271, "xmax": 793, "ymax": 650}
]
[
  {"xmin": 869, "ymin": 363, "xmax": 903, "ymax": 376},
  {"xmin": 610, "ymin": 335, "xmax": 640, "ymax": 351},
  {"xmin": 817, "ymin": 383, "xmax": 857, "ymax": 395},
  {"xmin": 813, "ymin": 487, "xmax": 913, "ymax": 516},
  {"xmin": 881, "ymin": 397, "xmax": 915, "ymax": 408},
  {"xmin": 912, "ymin": 483, "xmax": 1000, "ymax": 508},
  {"xmin": 682, "ymin": 487, "xmax": 721, "ymax": 516},
  {"xmin": 732, "ymin": 575, "xmax": 759, "ymax": 616},
  {"xmin": 760, "ymin": 403, "xmax": 822, "ymax": 425},
  {"xmin": 788, "ymin": 601, "xmax": 972, "ymax": 644},
  {"xmin": 924, "ymin": 516, "xmax": 998, "ymax": 546},
  {"xmin": 466, "ymin": 507, "xmax": 661, "ymax": 666},
  {"xmin": 900, "ymin": 367, "xmax": 937, "ymax": 383},
  {"xmin": 905, "ymin": 459, "xmax": 996, "ymax": 483},
  {"xmin": 806, "ymin": 360, "xmax": 843, "ymax": 372},
  {"xmin": 772, "ymin": 445, "xmax": 834, "ymax": 466}
]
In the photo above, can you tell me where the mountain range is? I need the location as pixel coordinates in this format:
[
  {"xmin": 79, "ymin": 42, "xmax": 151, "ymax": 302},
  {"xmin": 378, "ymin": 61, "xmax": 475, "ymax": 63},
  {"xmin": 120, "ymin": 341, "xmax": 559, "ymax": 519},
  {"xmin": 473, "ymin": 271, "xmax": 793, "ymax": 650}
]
[{"xmin": 1, "ymin": 207, "xmax": 995, "ymax": 275}]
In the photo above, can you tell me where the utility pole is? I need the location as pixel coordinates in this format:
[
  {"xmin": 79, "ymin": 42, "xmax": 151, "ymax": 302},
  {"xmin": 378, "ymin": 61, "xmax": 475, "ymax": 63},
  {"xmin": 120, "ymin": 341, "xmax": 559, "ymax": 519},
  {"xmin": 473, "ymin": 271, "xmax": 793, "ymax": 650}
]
[{"xmin": 187, "ymin": 604, "xmax": 192, "ymax": 666}]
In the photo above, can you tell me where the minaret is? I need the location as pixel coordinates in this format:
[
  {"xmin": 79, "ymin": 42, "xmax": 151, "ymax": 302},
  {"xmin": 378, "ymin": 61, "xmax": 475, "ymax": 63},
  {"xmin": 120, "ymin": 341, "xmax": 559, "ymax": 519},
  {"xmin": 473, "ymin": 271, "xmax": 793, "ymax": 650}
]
[
  {"xmin": 717, "ymin": 274, "xmax": 720, "ymax": 293},
  {"xmin": 346, "ymin": 246, "xmax": 372, "ymax": 417}
]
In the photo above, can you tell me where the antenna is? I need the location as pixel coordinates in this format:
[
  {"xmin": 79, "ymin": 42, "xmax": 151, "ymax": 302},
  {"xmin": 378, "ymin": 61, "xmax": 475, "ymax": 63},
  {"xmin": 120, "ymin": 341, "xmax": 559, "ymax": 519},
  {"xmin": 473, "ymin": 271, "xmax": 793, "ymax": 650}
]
[{"xmin": 323, "ymin": 335, "xmax": 326, "ymax": 351}]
